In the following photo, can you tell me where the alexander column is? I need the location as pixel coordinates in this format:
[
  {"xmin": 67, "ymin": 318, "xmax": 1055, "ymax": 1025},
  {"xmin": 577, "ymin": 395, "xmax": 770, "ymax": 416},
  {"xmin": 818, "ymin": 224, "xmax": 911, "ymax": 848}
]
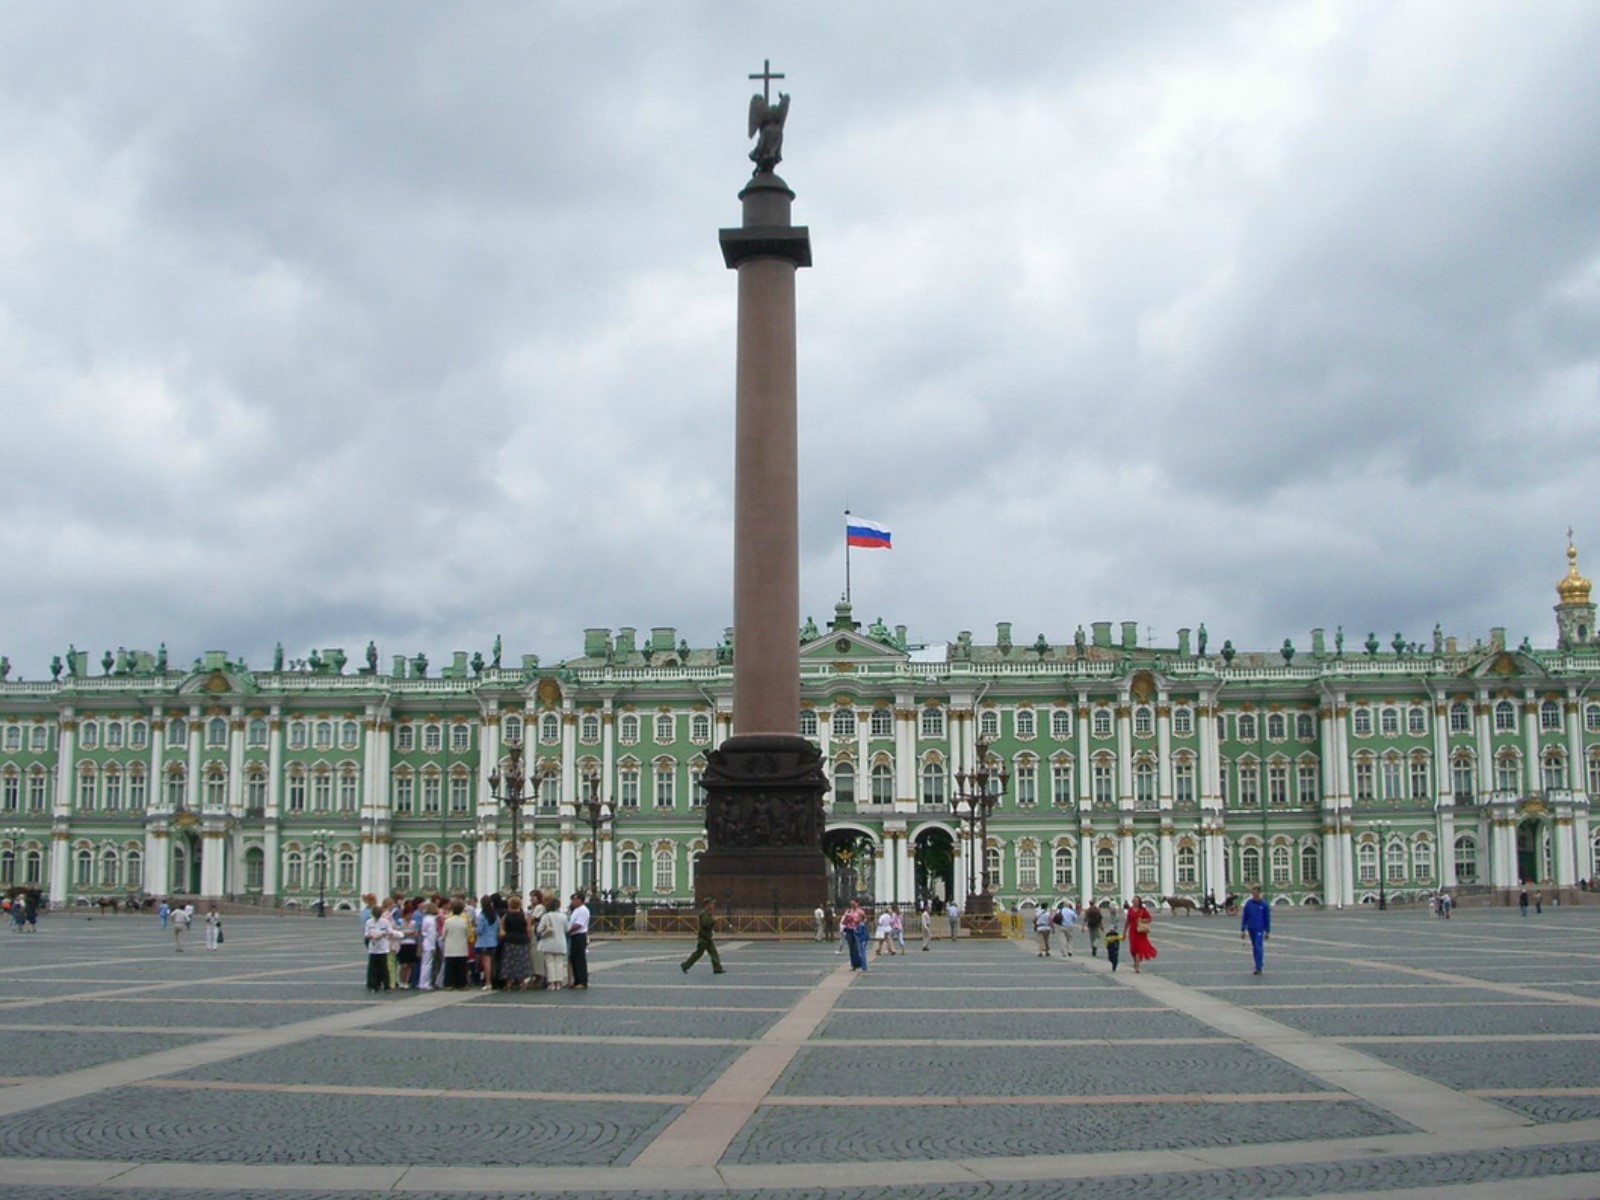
[{"xmin": 695, "ymin": 62, "xmax": 829, "ymax": 910}]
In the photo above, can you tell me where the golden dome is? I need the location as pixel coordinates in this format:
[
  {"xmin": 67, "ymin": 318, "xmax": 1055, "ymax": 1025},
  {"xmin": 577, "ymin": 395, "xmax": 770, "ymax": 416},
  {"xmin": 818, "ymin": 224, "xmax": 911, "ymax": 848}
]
[{"xmin": 1557, "ymin": 536, "xmax": 1592, "ymax": 605}]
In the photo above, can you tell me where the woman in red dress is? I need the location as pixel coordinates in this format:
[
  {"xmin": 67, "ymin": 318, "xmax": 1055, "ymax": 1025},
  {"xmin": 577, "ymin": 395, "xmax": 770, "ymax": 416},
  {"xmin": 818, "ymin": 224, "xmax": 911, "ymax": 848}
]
[{"xmin": 1125, "ymin": 895, "xmax": 1157, "ymax": 973}]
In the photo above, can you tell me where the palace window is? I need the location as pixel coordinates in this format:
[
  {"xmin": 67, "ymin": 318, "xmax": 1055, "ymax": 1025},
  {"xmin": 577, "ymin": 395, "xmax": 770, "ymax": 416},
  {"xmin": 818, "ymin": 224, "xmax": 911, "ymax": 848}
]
[
  {"xmin": 1175, "ymin": 759, "xmax": 1196, "ymax": 805},
  {"xmin": 1270, "ymin": 844, "xmax": 1292, "ymax": 886},
  {"xmin": 503, "ymin": 715, "xmax": 523, "ymax": 744},
  {"xmin": 1452, "ymin": 756, "xmax": 1476, "ymax": 802},
  {"xmin": 1354, "ymin": 759, "xmax": 1375, "ymax": 802},
  {"xmin": 1135, "ymin": 844, "xmax": 1158, "ymax": 889},
  {"xmin": 1300, "ymin": 842, "xmax": 1320, "ymax": 885},
  {"xmin": 128, "ymin": 770, "xmax": 147, "ymax": 810},
  {"xmin": 312, "ymin": 770, "xmax": 332, "ymax": 812},
  {"xmin": 246, "ymin": 719, "xmax": 268, "ymax": 748},
  {"xmin": 394, "ymin": 771, "xmax": 414, "ymax": 814},
  {"xmin": 871, "ymin": 708, "xmax": 893, "ymax": 737},
  {"xmin": 1052, "ymin": 760, "xmax": 1075, "ymax": 806},
  {"xmin": 655, "ymin": 714, "xmax": 674, "ymax": 743},
  {"xmin": 338, "ymin": 721, "xmax": 357, "ymax": 749},
  {"xmin": 654, "ymin": 761, "xmax": 675, "ymax": 808},
  {"xmin": 1588, "ymin": 751, "xmax": 1600, "ymax": 798},
  {"xmin": 618, "ymin": 713, "xmax": 639, "ymax": 744},
  {"xmin": 1357, "ymin": 841, "xmax": 1378, "ymax": 884},
  {"xmin": 103, "ymin": 769, "xmax": 122, "ymax": 812},
  {"xmin": 1449, "ymin": 701, "xmax": 1471, "ymax": 733},
  {"xmin": 1494, "ymin": 700, "xmax": 1516, "ymax": 733},
  {"xmin": 920, "ymin": 708, "xmax": 945, "ymax": 739},
  {"xmin": 1095, "ymin": 846, "xmax": 1115, "ymax": 887},
  {"xmin": 285, "ymin": 850, "xmax": 304, "ymax": 890},
  {"xmin": 1054, "ymin": 846, "xmax": 1076, "ymax": 889},
  {"xmin": 1386, "ymin": 838, "xmax": 1407, "ymax": 882},
  {"xmin": 448, "ymin": 771, "xmax": 470, "ymax": 814},
  {"xmin": 206, "ymin": 769, "xmax": 227, "ymax": 809},
  {"xmin": 1266, "ymin": 713, "xmax": 1286, "ymax": 741},
  {"xmin": 313, "ymin": 721, "xmax": 333, "ymax": 751},
  {"xmin": 421, "ymin": 723, "xmax": 442, "ymax": 752},
  {"xmin": 105, "ymin": 721, "xmax": 123, "ymax": 750},
  {"xmin": 1133, "ymin": 706, "xmax": 1154, "ymax": 738},
  {"xmin": 204, "ymin": 718, "xmax": 227, "ymax": 748},
  {"xmin": 985, "ymin": 846, "xmax": 1002, "ymax": 890},
  {"xmin": 1, "ymin": 771, "xmax": 17, "ymax": 812},
  {"xmin": 1542, "ymin": 751, "xmax": 1568, "ymax": 792},
  {"xmin": 579, "ymin": 714, "xmax": 600, "ymax": 744},
  {"xmin": 1240, "ymin": 845, "xmax": 1262, "ymax": 885},
  {"xmin": 618, "ymin": 764, "xmax": 640, "ymax": 809},
  {"xmin": 832, "ymin": 763, "xmax": 856, "ymax": 806},
  {"xmin": 618, "ymin": 850, "xmax": 640, "ymax": 891},
  {"xmin": 245, "ymin": 770, "xmax": 265, "ymax": 813},
  {"xmin": 28, "ymin": 769, "xmax": 48, "ymax": 811},
  {"xmin": 1237, "ymin": 762, "xmax": 1259, "ymax": 807},
  {"xmin": 691, "ymin": 713, "xmax": 712, "ymax": 743},
  {"xmin": 1352, "ymin": 708, "xmax": 1373, "ymax": 737},
  {"xmin": 31, "ymin": 725, "xmax": 48, "ymax": 752},
  {"xmin": 421, "ymin": 772, "xmax": 441, "ymax": 815},
  {"xmin": 80, "ymin": 722, "xmax": 99, "ymax": 750},
  {"xmin": 1268, "ymin": 762, "xmax": 1288, "ymax": 806},
  {"xmin": 979, "ymin": 710, "xmax": 999, "ymax": 739},
  {"xmin": 1413, "ymin": 838, "xmax": 1433, "ymax": 883},
  {"xmin": 1176, "ymin": 842, "xmax": 1197, "ymax": 885},
  {"xmin": 1091, "ymin": 757, "xmax": 1114, "ymax": 806},
  {"xmin": 1379, "ymin": 707, "xmax": 1400, "ymax": 737},
  {"xmin": 168, "ymin": 718, "xmax": 189, "ymax": 747},
  {"xmin": 872, "ymin": 763, "xmax": 894, "ymax": 805},
  {"xmin": 1495, "ymin": 752, "xmax": 1521, "ymax": 793},
  {"xmin": 653, "ymin": 848, "xmax": 675, "ymax": 893},
  {"xmin": 165, "ymin": 768, "xmax": 186, "ymax": 809},
  {"xmin": 451, "ymin": 723, "xmax": 470, "ymax": 752},
  {"xmin": 1382, "ymin": 756, "xmax": 1402, "ymax": 801},
  {"xmin": 1587, "ymin": 704, "xmax": 1600, "ymax": 734},
  {"xmin": 536, "ymin": 845, "xmax": 560, "ymax": 892},
  {"xmin": 76, "ymin": 768, "xmax": 96, "ymax": 811},
  {"xmin": 1407, "ymin": 706, "xmax": 1427, "ymax": 736},
  {"xmin": 1172, "ymin": 706, "xmax": 1193, "ymax": 737},
  {"xmin": 1296, "ymin": 712, "xmax": 1315, "ymax": 741},
  {"xmin": 833, "ymin": 708, "xmax": 857, "ymax": 739},
  {"xmin": 1133, "ymin": 761, "xmax": 1156, "ymax": 810},
  {"xmin": 1297, "ymin": 762, "xmax": 1318, "ymax": 806},
  {"xmin": 1016, "ymin": 708, "xmax": 1036, "ymax": 739},
  {"xmin": 1015, "ymin": 760, "xmax": 1038, "ymax": 807},
  {"xmin": 392, "ymin": 849, "xmax": 412, "ymax": 894},
  {"xmin": 1541, "ymin": 700, "xmax": 1562, "ymax": 732},
  {"xmin": 1052, "ymin": 708, "xmax": 1073, "ymax": 739},
  {"xmin": 1410, "ymin": 756, "xmax": 1430, "ymax": 800},
  {"xmin": 920, "ymin": 762, "xmax": 946, "ymax": 806},
  {"xmin": 396, "ymin": 724, "xmax": 415, "ymax": 752},
  {"xmin": 799, "ymin": 709, "xmax": 818, "ymax": 738},
  {"xmin": 1093, "ymin": 708, "xmax": 1113, "ymax": 738},
  {"xmin": 1238, "ymin": 713, "xmax": 1257, "ymax": 742},
  {"xmin": 1017, "ymin": 846, "xmax": 1039, "ymax": 889},
  {"xmin": 1, "ymin": 726, "xmax": 17, "ymax": 753},
  {"xmin": 540, "ymin": 713, "xmax": 560, "ymax": 744},
  {"xmin": 74, "ymin": 848, "xmax": 92, "ymax": 887}
]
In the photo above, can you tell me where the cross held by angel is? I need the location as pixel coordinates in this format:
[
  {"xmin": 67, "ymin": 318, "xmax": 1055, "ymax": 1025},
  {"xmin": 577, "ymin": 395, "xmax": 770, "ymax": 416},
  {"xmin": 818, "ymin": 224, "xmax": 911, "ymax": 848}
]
[{"xmin": 747, "ymin": 59, "xmax": 789, "ymax": 174}]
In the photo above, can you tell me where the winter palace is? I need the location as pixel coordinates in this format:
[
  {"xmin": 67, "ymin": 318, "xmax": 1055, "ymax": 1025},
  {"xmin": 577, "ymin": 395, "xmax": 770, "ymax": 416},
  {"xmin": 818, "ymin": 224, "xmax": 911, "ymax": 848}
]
[{"xmin": 1, "ymin": 545, "xmax": 1597, "ymax": 912}]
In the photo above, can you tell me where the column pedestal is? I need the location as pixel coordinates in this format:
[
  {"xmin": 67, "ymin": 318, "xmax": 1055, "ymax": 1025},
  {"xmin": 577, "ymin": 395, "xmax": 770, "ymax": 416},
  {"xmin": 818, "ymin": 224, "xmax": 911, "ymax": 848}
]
[{"xmin": 695, "ymin": 734, "xmax": 828, "ymax": 910}]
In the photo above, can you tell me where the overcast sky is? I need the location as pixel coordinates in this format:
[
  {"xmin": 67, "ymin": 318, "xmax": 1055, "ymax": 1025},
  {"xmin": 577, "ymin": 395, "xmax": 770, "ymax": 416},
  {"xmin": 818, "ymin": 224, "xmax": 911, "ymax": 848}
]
[{"xmin": 3, "ymin": 1, "xmax": 1599, "ymax": 679}]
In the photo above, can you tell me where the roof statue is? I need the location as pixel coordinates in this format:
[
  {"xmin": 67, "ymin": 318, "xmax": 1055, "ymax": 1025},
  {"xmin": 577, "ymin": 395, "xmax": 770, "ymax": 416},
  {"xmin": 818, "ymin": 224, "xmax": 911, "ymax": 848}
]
[{"xmin": 746, "ymin": 58, "xmax": 789, "ymax": 174}]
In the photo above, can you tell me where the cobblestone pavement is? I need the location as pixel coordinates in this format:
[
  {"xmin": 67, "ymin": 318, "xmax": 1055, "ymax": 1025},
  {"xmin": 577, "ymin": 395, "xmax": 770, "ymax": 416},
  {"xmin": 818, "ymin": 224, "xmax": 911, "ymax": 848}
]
[{"xmin": 0, "ymin": 906, "xmax": 1598, "ymax": 1198}]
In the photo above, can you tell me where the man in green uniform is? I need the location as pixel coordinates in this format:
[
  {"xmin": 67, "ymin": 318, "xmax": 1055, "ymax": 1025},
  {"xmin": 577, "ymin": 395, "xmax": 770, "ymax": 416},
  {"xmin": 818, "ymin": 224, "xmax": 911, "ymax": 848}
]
[{"xmin": 681, "ymin": 897, "xmax": 725, "ymax": 974}]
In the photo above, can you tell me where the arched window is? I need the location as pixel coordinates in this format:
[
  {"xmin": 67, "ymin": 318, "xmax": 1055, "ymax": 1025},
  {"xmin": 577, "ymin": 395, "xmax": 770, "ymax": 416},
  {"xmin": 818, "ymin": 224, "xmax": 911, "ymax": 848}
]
[
  {"xmin": 285, "ymin": 850, "xmax": 304, "ymax": 890},
  {"xmin": 244, "ymin": 847, "xmax": 265, "ymax": 892},
  {"xmin": 1091, "ymin": 755, "xmax": 1115, "ymax": 806},
  {"xmin": 79, "ymin": 721, "xmax": 99, "ymax": 750},
  {"xmin": 1015, "ymin": 708, "xmax": 1036, "ymax": 738},
  {"xmin": 313, "ymin": 721, "xmax": 334, "ymax": 751},
  {"xmin": 74, "ymin": 847, "xmax": 93, "ymax": 886},
  {"xmin": 539, "ymin": 713, "xmax": 560, "ymax": 744},
  {"xmin": 1051, "ymin": 708, "xmax": 1073, "ymax": 739},
  {"xmin": 832, "ymin": 763, "xmax": 856, "ymax": 806},
  {"xmin": 691, "ymin": 713, "xmax": 711, "ymax": 742},
  {"xmin": 99, "ymin": 847, "xmax": 120, "ymax": 888},
  {"xmin": 617, "ymin": 763, "xmax": 640, "ymax": 809},
  {"xmin": 1270, "ymin": 844, "xmax": 1291, "ymax": 885},
  {"xmin": 246, "ymin": 718, "xmax": 268, "ymax": 748},
  {"xmin": 205, "ymin": 767, "xmax": 227, "ymax": 809},
  {"xmin": 339, "ymin": 851, "xmax": 358, "ymax": 891},
  {"xmin": 1451, "ymin": 754, "xmax": 1476, "ymax": 802},
  {"xmin": 1542, "ymin": 751, "xmax": 1568, "ymax": 792},
  {"xmin": 1379, "ymin": 707, "xmax": 1400, "ymax": 736},
  {"xmin": 653, "ymin": 847, "xmax": 675, "ymax": 893},
  {"xmin": 799, "ymin": 709, "xmax": 818, "ymax": 738},
  {"xmin": 978, "ymin": 709, "xmax": 999, "ymax": 739},
  {"xmin": 1135, "ymin": 843, "xmax": 1158, "ymax": 888},
  {"xmin": 1016, "ymin": 845, "xmax": 1039, "ymax": 889},
  {"xmin": 833, "ymin": 708, "xmax": 857, "ymax": 739},
  {"xmin": 450, "ymin": 722, "xmax": 470, "ymax": 753},
  {"xmin": 1133, "ymin": 760, "xmax": 1156, "ymax": 810},
  {"xmin": 984, "ymin": 845, "xmax": 1002, "ymax": 890},
  {"xmin": 1454, "ymin": 835, "xmax": 1478, "ymax": 883},
  {"xmin": 1381, "ymin": 754, "xmax": 1403, "ymax": 800},
  {"xmin": 393, "ymin": 769, "xmax": 414, "ymax": 813},
  {"xmin": 1053, "ymin": 845, "xmax": 1075, "ymax": 888},
  {"xmin": 1133, "ymin": 706, "xmax": 1154, "ymax": 738},
  {"xmin": 423, "ymin": 723, "xmax": 443, "ymax": 752},
  {"xmin": 444, "ymin": 850, "xmax": 466, "ymax": 892},
  {"xmin": 870, "ymin": 708, "xmax": 893, "ymax": 737},
  {"xmin": 392, "ymin": 848, "xmax": 413, "ymax": 894},
  {"xmin": 1300, "ymin": 841, "xmax": 1321, "ymax": 885},
  {"xmin": 1357, "ymin": 840, "xmax": 1378, "ymax": 884},
  {"xmin": 1352, "ymin": 708, "xmax": 1373, "ymax": 737},
  {"xmin": 1407, "ymin": 706, "xmax": 1427, "ymax": 736},
  {"xmin": 1092, "ymin": 708, "xmax": 1113, "ymax": 738},
  {"xmin": 312, "ymin": 768, "xmax": 333, "ymax": 813},
  {"xmin": 655, "ymin": 714, "xmax": 674, "ymax": 743},
  {"xmin": 341, "ymin": 769, "xmax": 360, "ymax": 813},
  {"xmin": 618, "ymin": 849, "xmax": 640, "ymax": 891},
  {"xmin": 503, "ymin": 715, "xmax": 523, "ymax": 745},
  {"xmin": 1176, "ymin": 841, "xmax": 1197, "ymax": 885},
  {"xmin": 1541, "ymin": 700, "xmax": 1562, "ymax": 731},
  {"xmin": 1240, "ymin": 845, "xmax": 1262, "ymax": 885},
  {"xmin": 920, "ymin": 761, "xmax": 946, "ymax": 806},
  {"xmin": 1494, "ymin": 700, "xmax": 1516, "ymax": 733},
  {"xmin": 871, "ymin": 762, "xmax": 894, "ymax": 805},
  {"xmin": 1237, "ymin": 713, "xmax": 1257, "ymax": 742},
  {"xmin": 341, "ymin": 721, "xmax": 360, "ymax": 749},
  {"xmin": 1052, "ymin": 758, "xmax": 1075, "ymax": 806},
  {"xmin": 653, "ymin": 760, "xmax": 675, "ymax": 808},
  {"xmin": 1385, "ymin": 838, "xmax": 1407, "ymax": 881},
  {"xmin": 168, "ymin": 718, "xmax": 189, "ymax": 747},
  {"xmin": 920, "ymin": 707, "xmax": 946, "ymax": 739},
  {"xmin": 1014, "ymin": 758, "xmax": 1038, "ymax": 807},
  {"xmin": 1296, "ymin": 712, "xmax": 1316, "ymax": 740},
  {"xmin": 1413, "ymin": 838, "xmax": 1433, "ymax": 882},
  {"xmin": 1266, "ymin": 713, "xmax": 1286, "ymax": 741},
  {"xmin": 1450, "ymin": 701, "xmax": 1471, "ymax": 733},
  {"xmin": 421, "ymin": 770, "xmax": 442, "ymax": 815},
  {"xmin": 1495, "ymin": 751, "xmax": 1521, "ymax": 793}
]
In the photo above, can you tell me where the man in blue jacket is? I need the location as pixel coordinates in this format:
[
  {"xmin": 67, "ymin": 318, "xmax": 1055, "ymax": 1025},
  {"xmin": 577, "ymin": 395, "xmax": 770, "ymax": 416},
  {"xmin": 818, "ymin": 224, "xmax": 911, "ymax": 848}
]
[{"xmin": 1240, "ymin": 885, "xmax": 1271, "ymax": 975}]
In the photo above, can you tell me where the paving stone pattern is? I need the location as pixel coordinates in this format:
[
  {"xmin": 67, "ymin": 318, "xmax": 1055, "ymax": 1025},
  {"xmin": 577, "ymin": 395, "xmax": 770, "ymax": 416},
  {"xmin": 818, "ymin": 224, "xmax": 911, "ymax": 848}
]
[{"xmin": 0, "ymin": 907, "xmax": 1598, "ymax": 1198}]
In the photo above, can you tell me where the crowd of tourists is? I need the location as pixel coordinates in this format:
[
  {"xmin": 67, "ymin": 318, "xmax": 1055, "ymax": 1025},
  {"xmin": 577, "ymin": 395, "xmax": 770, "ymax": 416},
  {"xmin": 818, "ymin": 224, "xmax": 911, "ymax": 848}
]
[{"xmin": 358, "ymin": 890, "xmax": 592, "ymax": 994}]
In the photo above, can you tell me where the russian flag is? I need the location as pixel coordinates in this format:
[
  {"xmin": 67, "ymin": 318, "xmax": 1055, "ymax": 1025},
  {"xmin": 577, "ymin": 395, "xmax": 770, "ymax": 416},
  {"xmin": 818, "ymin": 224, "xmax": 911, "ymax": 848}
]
[{"xmin": 846, "ymin": 516, "xmax": 892, "ymax": 550}]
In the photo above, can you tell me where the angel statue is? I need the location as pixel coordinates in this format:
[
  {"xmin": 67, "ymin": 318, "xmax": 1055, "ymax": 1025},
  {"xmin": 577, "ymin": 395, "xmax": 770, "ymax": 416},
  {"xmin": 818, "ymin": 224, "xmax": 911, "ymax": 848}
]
[{"xmin": 748, "ymin": 90, "xmax": 790, "ymax": 174}]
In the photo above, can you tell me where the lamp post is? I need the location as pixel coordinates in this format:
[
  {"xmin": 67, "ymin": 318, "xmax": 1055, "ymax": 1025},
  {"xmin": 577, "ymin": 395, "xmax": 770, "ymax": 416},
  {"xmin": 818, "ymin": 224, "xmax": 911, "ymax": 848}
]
[
  {"xmin": 458, "ymin": 828, "xmax": 477, "ymax": 898},
  {"xmin": 1375, "ymin": 818, "xmax": 1392, "ymax": 911},
  {"xmin": 313, "ymin": 827, "xmax": 334, "ymax": 917},
  {"xmin": 575, "ymin": 765, "xmax": 613, "ymax": 899},
  {"xmin": 488, "ymin": 741, "xmax": 548, "ymax": 897},
  {"xmin": 2, "ymin": 827, "xmax": 24, "ymax": 888},
  {"xmin": 951, "ymin": 739, "xmax": 1008, "ymax": 915}
]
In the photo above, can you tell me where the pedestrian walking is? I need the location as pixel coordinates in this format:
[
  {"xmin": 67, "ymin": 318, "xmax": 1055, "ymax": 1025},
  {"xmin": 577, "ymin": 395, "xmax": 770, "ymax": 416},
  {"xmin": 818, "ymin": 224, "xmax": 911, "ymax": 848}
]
[
  {"xmin": 1034, "ymin": 905, "xmax": 1054, "ymax": 956},
  {"xmin": 1519, "ymin": 887, "xmax": 1529, "ymax": 917},
  {"xmin": 1125, "ymin": 896, "xmax": 1157, "ymax": 974},
  {"xmin": 892, "ymin": 905, "xmax": 906, "ymax": 953},
  {"xmin": 1104, "ymin": 906, "xmax": 1123, "ymax": 972},
  {"xmin": 1084, "ymin": 902, "xmax": 1103, "ymax": 956},
  {"xmin": 172, "ymin": 904, "xmax": 191, "ymax": 952},
  {"xmin": 1239, "ymin": 884, "xmax": 1270, "ymax": 974},
  {"xmin": 1054, "ymin": 902, "xmax": 1077, "ymax": 957},
  {"xmin": 1535, "ymin": 889, "xmax": 1544, "ymax": 914},
  {"xmin": 814, "ymin": 904, "xmax": 826, "ymax": 942},
  {"xmin": 946, "ymin": 900, "xmax": 960, "ymax": 940},
  {"xmin": 681, "ymin": 897, "xmax": 725, "ymax": 974},
  {"xmin": 157, "ymin": 899, "xmax": 170, "ymax": 931},
  {"xmin": 840, "ymin": 900, "xmax": 867, "ymax": 971},
  {"xmin": 204, "ymin": 907, "xmax": 223, "ymax": 951},
  {"xmin": 919, "ymin": 903, "xmax": 933, "ymax": 950},
  {"xmin": 874, "ymin": 908, "xmax": 897, "ymax": 957}
]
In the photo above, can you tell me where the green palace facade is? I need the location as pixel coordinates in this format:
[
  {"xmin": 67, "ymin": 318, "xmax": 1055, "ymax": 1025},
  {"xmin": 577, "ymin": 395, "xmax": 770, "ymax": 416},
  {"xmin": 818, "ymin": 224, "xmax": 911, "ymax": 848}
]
[{"xmin": 2, "ymin": 545, "xmax": 1598, "ymax": 912}]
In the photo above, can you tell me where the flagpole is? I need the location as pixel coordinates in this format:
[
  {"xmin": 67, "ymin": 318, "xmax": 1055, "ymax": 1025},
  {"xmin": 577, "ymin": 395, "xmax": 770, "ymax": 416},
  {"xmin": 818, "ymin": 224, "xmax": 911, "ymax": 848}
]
[{"xmin": 843, "ymin": 509, "xmax": 852, "ymax": 605}]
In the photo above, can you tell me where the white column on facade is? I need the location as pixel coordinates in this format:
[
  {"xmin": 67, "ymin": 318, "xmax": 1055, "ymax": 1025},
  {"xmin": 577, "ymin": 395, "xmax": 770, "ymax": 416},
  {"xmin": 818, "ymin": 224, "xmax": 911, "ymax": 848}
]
[
  {"xmin": 1198, "ymin": 695, "xmax": 1226, "ymax": 898},
  {"xmin": 263, "ymin": 708, "xmax": 283, "ymax": 900},
  {"xmin": 1433, "ymin": 695, "xmax": 1457, "ymax": 887},
  {"xmin": 476, "ymin": 706, "xmax": 499, "ymax": 897},
  {"xmin": 894, "ymin": 695, "xmax": 916, "ymax": 804},
  {"xmin": 144, "ymin": 711, "xmax": 170, "ymax": 896},
  {"xmin": 1523, "ymin": 689, "xmax": 1541, "ymax": 796},
  {"xmin": 558, "ymin": 830, "xmax": 576, "ymax": 900},
  {"xmin": 49, "ymin": 712, "xmax": 76, "ymax": 905},
  {"xmin": 856, "ymin": 708, "xmax": 871, "ymax": 802},
  {"xmin": 1078, "ymin": 827, "xmax": 1094, "ymax": 906},
  {"xmin": 186, "ymin": 705, "xmax": 202, "ymax": 811},
  {"xmin": 1117, "ymin": 819, "xmax": 1135, "ymax": 903},
  {"xmin": 1156, "ymin": 692, "xmax": 1173, "ymax": 805},
  {"xmin": 899, "ymin": 827, "xmax": 917, "ymax": 904},
  {"xmin": 1075, "ymin": 695, "xmax": 1091, "ymax": 806},
  {"xmin": 1158, "ymin": 823, "xmax": 1175, "ymax": 899},
  {"xmin": 1115, "ymin": 692, "xmax": 1133, "ymax": 805},
  {"xmin": 1321, "ymin": 695, "xmax": 1351, "ymax": 908},
  {"xmin": 1554, "ymin": 816, "xmax": 1577, "ymax": 886}
]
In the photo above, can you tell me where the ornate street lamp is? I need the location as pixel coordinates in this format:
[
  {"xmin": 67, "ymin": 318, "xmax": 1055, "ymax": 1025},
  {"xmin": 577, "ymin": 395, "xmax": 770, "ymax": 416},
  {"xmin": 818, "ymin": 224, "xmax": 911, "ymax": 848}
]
[
  {"xmin": 951, "ymin": 739, "xmax": 1008, "ymax": 915},
  {"xmin": 313, "ymin": 827, "xmax": 335, "ymax": 917},
  {"xmin": 1375, "ymin": 818, "xmax": 1392, "ymax": 911},
  {"xmin": 575, "ymin": 765, "xmax": 613, "ymax": 898},
  {"xmin": 488, "ymin": 741, "xmax": 550, "ymax": 897}
]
